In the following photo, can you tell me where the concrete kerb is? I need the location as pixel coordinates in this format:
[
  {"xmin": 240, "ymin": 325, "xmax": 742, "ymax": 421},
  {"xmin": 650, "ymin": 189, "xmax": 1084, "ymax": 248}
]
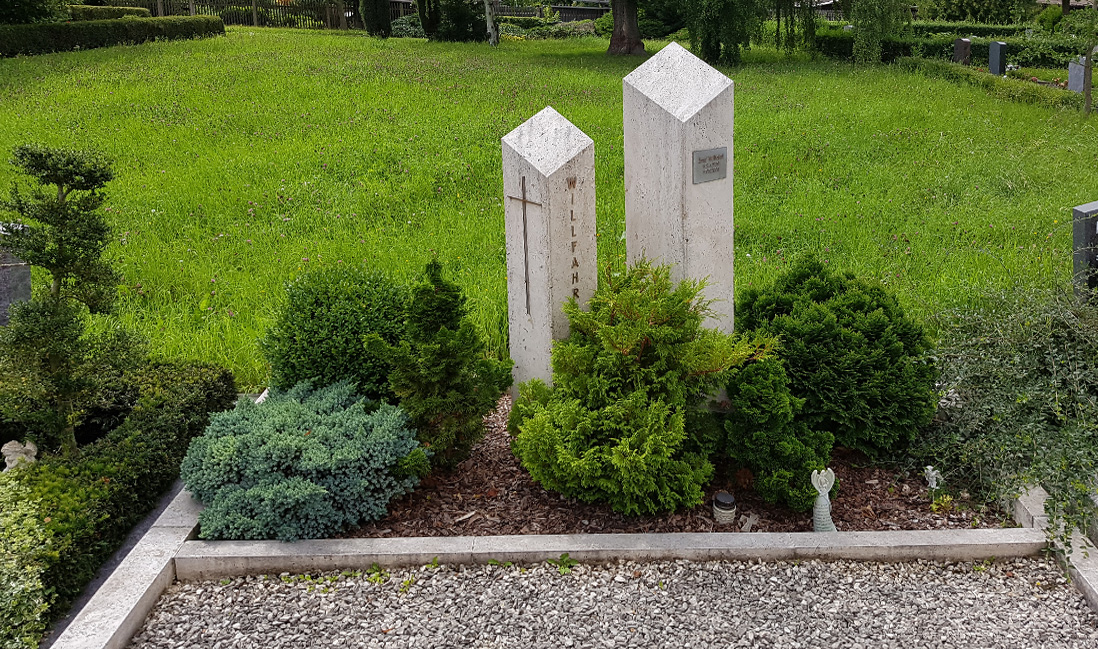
[
  {"xmin": 52, "ymin": 486, "xmax": 1096, "ymax": 649},
  {"xmin": 1011, "ymin": 485, "xmax": 1098, "ymax": 613}
]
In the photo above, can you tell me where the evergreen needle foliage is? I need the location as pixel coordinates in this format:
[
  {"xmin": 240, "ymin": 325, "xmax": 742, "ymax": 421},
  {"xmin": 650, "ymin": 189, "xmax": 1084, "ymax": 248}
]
[
  {"xmin": 371, "ymin": 259, "xmax": 512, "ymax": 471},
  {"xmin": 737, "ymin": 255, "xmax": 937, "ymax": 457},
  {"xmin": 723, "ymin": 356, "xmax": 834, "ymax": 511},
  {"xmin": 181, "ymin": 381, "xmax": 428, "ymax": 541},
  {"xmin": 0, "ymin": 144, "xmax": 144, "ymax": 456},
  {"xmin": 510, "ymin": 261, "xmax": 774, "ymax": 516}
]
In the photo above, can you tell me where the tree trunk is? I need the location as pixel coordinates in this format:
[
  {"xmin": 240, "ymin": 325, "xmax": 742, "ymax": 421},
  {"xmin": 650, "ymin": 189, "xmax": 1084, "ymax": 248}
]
[
  {"xmin": 1086, "ymin": 47, "xmax": 1093, "ymax": 115},
  {"xmin": 1063, "ymin": 0, "xmax": 1071, "ymax": 15},
  {"xmin": 608, "ymin": 0, "xmax": 645, "ymax": 55},
  {"xmin": 484, "ymin": 0, "xmax": 499, "ymax": 46}
]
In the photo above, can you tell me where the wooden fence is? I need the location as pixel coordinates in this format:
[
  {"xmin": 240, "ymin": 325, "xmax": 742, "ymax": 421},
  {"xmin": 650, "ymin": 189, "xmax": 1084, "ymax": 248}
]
[{"xmin": 109, "ymin": 0, "xmax": 607, "ymax": 29}]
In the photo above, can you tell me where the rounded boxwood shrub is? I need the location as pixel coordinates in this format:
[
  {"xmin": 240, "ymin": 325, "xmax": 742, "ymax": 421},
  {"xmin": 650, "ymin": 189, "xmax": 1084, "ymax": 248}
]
[
  {"xmin": 181, "ymin": 381, "xmax": 429, "ymax": 541},
  {"xmin": 261, "ymin": 265, "xmax": 407, "ymax": 402},
  {"xmin": 510, "ymin": 261, "xmax": 774, "ymax": 516},
  {"xmin": 736, "ymin": 255, "xmax": 937, "ymax": 457},
  {"xmin": 723, "ymin": 356, "xmax": 834, "ymax": 511}
]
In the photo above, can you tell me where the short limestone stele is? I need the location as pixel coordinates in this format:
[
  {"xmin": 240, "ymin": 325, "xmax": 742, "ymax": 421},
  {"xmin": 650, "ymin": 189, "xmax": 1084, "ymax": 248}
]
[
  {"xmin": 501, "ymin": 106, "xmax": 597, "ymax": 392},
  {"xmin": 811, "ymin": 468, "xmax": 837, "ymax": 532}
]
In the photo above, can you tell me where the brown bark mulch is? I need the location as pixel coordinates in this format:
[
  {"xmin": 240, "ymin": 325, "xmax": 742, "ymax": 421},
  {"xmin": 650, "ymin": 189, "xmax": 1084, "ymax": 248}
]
[{"xmin": 343, "ymin": 396, "xmax": 1009, "ymax": 539}]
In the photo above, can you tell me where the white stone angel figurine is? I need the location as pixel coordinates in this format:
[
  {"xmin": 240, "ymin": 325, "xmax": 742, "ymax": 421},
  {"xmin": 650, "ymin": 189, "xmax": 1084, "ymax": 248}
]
[{"xmin": 811, "ymin": 468, "xmax": 837, "ymax": 532}]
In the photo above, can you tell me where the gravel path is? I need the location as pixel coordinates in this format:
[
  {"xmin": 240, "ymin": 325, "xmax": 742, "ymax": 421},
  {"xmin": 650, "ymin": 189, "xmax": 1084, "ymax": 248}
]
[{"xmin": 129, "ymin": 558, "xmax": 1098, "ymax": 649}]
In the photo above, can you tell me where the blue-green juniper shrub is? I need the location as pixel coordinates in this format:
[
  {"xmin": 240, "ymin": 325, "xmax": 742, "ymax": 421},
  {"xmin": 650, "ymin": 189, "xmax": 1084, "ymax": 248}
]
[
  {"xmin": 181, "ymin": 381, "xmax": 428, "ymax": 541},
  {"xmin": 510, "ymin": 261, "xmax": 773, "ymax": 516}
]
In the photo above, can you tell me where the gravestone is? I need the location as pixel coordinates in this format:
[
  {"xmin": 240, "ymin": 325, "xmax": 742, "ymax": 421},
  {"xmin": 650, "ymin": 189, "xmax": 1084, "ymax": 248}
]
[
  {"xmin": 501, "ymin": 106, "xmax": 597, "ymax": 391},
  {"xmin": 0, "ymin": 225, "xmax": 30, "ymax": 326},
  {"xmin": 989, "ymin": 41, "xmax": 1007, "ymax": 76},
  {"xmin": 623, "ymin": 42, "xmax": 736, "ymax": 332},
  {"xmin": 1072, "ymin": 200, "xmax": 1098, "ymax": 296},
  {"xmin": 953, "ymin": 38, "xmax": 972, "ymax": 65},
  {"xmin": 1069, "ymin": 57, "xmax": 1086, "ymax": 93}
]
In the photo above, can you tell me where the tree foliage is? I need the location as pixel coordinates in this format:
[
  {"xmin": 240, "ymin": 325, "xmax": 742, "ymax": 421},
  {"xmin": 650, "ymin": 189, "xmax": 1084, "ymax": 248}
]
[
  {"xmin": 0, "ymin": 145, "xmax": 144, "ymax": 456},
  {"xmin": 0, "ymin": 0, "xmax": 67, "ymax": 25},
  {"xmin": 851, "ymin": 0, "xmax": 910, "ymax": 64}
]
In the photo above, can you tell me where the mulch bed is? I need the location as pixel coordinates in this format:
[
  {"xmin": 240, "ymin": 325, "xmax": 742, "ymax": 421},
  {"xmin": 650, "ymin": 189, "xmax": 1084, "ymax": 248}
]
[{"xmin": 343, "ymin": 396, "xmax": 1009, "ymax": 539}]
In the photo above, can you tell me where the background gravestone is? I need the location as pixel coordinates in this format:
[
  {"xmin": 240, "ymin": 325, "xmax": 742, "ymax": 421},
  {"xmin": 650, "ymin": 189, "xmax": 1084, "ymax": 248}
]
[
  {"xmin": 989, "ymin": 41, "xmax": 1007, "ymax": 76},
  {"xmin": 953, "ymin": 38, "xmax": 972, "ymax": 65},
  {"xmin": 501, "ymin": 106, "xmax": 597, "ymax": 391},
  {"xmin": 1069, "ymin": 57, "xmax": 1086, "ymax": 93},
  {"xmin": 622, "ymin": 42, "xmax": 736, "ymax": 332},
  {"xmin": 0, "ymin": 225, "xmax": 30, "ymax": 326},
  {"xmin": 1073, "ymin": 200, "xmax": 1098, "ymax": 296}
]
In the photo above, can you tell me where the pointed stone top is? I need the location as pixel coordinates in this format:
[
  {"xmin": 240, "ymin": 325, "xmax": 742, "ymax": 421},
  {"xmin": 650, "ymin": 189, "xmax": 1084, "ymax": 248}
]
[
  {"xmin": 623, "ymin": 42, "xmax": 733, "ymax": 123},
  {"xmin": 502, "ymin": 106, "xmax": 594, "ymax": 177}
]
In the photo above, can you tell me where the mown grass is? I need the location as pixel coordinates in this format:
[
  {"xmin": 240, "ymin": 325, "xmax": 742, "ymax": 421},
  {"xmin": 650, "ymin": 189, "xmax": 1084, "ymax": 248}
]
[{"xmin": 0, "ymin": 29, "xmax": 1095, "ymax": 389}]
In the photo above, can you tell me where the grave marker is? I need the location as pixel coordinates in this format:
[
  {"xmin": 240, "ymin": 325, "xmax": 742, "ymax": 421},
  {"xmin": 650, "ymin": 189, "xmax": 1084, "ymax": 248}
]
[
  {"xmin": 1073, "ymin": 200, "xmax": 1098, "ymax": 296},
  {"xmin": 953, "ymin": 38, "xmax": 972, "ymax": 65},
  {"xmin": 0, "ymin": 225, "xmax": 30, "ymax": 326},
  {"xmin": 622, "ymin": 42, "xmax": 735, "ymax": 331},
  {"xmin": 989, "ymin": 41, "xmax": 1007, "ymax": 76},
  {"xmin": 501, "ymin": 107, "xmax": 596, "ymax": 391},
  {"xmin": 1070, "ymin": 57, "xmax": 1086, "ymax": 93}
]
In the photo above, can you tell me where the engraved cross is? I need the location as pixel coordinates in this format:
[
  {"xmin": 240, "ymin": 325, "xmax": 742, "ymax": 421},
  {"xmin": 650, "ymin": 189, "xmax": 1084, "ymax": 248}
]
[{"xmin": 507, "ymin": 175, "xmax": 541, "ymax": 315}]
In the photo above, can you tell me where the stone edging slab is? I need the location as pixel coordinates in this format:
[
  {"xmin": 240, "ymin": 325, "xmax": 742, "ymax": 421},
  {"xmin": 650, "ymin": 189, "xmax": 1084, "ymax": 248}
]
[
  {"xmin": 173, "ymin": 528, "xmax": 1047, "ymax": 582},
  {"xmin": 52, "ymin": 486, "xmax": 1094, "ymax": 649},
  {"xmin": 1012, "ymin": 486, "xmax": 1098, "ymax": 612}
]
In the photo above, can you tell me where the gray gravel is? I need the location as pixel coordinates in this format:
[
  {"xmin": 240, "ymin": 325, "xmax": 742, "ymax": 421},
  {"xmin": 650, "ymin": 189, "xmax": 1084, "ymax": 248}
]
[{"xmin": 129, "ymin": 558, "xmax": 1098, "ymax": 649}]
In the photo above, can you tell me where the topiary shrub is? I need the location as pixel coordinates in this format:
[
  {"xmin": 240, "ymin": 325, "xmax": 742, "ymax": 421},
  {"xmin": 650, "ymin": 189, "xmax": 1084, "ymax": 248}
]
[
  {"xmin": 261, "ymin": 265, "xmax": 406, "ymax": 402},
  {"xmin": 594, "ymin": 9, "xmax": 613, "ymax": 37},
  {"xmin": 218, "ymin": 5, "xmax": 269, "ymax": 26},
  {"xmin": 181, "ymin": 381, "xmax": 428, "ymax": 541},
  {"xmin": 0, "ymin": 15, "xmax": 225, "ymax": 57},
  {"xmin": 0, "ymin": 0, "xmax": 67, "ymax": 25},
  {"xmin": 369, "ymin": 260, "xmax": 512, "ymax": 471},
  {"xmin": 510, "ymin": 261, "xmax": 773, "ymax": 516},
  {"xmin": 68, "ymin": 5, "xmax": 151, "ymax": 20},
  {"xmin": 723, "ymin": 356, "xmax": 834, "ymax": 511},
  {"xmin": 736, "ymin": 255, "xmax": 937, "ymax": 457}
]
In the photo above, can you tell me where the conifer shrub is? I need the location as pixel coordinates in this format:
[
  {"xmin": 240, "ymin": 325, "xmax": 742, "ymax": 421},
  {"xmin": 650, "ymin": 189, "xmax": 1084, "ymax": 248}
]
[
  {"xmin": 181, "ymin": 381, "xmax": 428, "ymax": 541},
  {"xmin": 722, "ymin": 356, "xmax": 834, "ymax": 511},
  {"xmin": 371, "ymin": 260, "xmax": 512, "ymax": 471},
  {"xmin": 261, "ymin": 265, "xmax": 407, "ymax": 402},
  {"xmin": 510, "ymin": 261, "xmax": 773, "ymax": 516},
  {"xmin": 736, "ymin": 256, "xmax": 937, "ymax": 457}
]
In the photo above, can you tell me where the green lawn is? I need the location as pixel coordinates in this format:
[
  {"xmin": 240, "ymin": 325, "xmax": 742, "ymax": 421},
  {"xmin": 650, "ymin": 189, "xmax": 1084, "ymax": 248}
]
[{"xmin": 0, "ymin": 29, "xmax": 1095, "ymax": 389}]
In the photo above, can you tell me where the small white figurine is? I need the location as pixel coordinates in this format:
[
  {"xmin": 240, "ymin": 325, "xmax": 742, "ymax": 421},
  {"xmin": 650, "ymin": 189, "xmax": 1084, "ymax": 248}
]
[
  {"xmin": 2, "ymin": 440, "xmax": 37, "ymax": 472},
  {"xmin": 811, "ymin": 468, "xmax": 837, "ymax": 532},
  {"xmin": 924, "ymin": 466, "xmax": 943, "ymax": 490}
]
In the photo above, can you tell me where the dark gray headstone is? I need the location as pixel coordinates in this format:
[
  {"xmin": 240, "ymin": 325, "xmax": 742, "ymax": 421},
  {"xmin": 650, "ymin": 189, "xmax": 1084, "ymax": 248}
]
[
  {"xmin": 953, "ymin": 38, "xmax": 972, "ymax": 65},
  {"xmin": 989, "ymin": 41, "xmax": 1007, "ymax": 76},
  {"xmin": 1069, "ymin": 57, "xmax": 1086, "ymax": 93},
  {"xmin": 0, "ymin": 249, "xmax": 30, "ymax": 326},
  {"xmin": 1073, "ymin": 201, "xmax": 1098, "ymax": 296}
]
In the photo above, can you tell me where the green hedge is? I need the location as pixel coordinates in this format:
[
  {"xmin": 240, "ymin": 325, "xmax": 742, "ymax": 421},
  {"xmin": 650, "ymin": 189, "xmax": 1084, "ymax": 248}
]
[
  {"xmin": 0, "ymin": 15, "xmax": 224, "ymax": 57},
  {"xmin": 816, "ymin": 27, "xmax": 1083, "ymax": 67},
  {"xmin": 896, "ymin": 57, "xmax": 1083, "ymax": 110},
  {"xmin": 907, "ymin": 20, "xmax": 1032, "ymax": 38},
  {"xmin": 68, "ymin": 5, "xmax": 152, "ymax": 21},
  {"xmin": 9, "ymin": 361, "xmax": 235, "ymax": 622}
]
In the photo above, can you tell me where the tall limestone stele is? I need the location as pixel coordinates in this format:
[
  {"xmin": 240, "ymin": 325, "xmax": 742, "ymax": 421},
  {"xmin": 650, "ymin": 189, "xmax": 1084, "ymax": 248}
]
[
  {"xmin": 501, "ymin": 106, "xmax": 597, "ymax": 392},
  {"xmin": 623, "ymin": 42, "xmax": 736, "ymax": 331}
]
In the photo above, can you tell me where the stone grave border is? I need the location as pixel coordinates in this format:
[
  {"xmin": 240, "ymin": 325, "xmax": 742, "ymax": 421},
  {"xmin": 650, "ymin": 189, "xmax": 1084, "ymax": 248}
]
[{"xmin": 52, "ymin": 482, "xmax": 1098, "ymax": 649}]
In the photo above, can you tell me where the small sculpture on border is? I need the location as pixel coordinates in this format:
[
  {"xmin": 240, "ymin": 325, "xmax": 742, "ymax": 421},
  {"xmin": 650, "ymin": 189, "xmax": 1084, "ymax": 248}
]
[
  {"xmin": 812, "ymin": 468, "xmax": 837, "ymax": 532},
  {"xmin": 2, "ymin": 440, "xmax": 37, "ymax": 472}
]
